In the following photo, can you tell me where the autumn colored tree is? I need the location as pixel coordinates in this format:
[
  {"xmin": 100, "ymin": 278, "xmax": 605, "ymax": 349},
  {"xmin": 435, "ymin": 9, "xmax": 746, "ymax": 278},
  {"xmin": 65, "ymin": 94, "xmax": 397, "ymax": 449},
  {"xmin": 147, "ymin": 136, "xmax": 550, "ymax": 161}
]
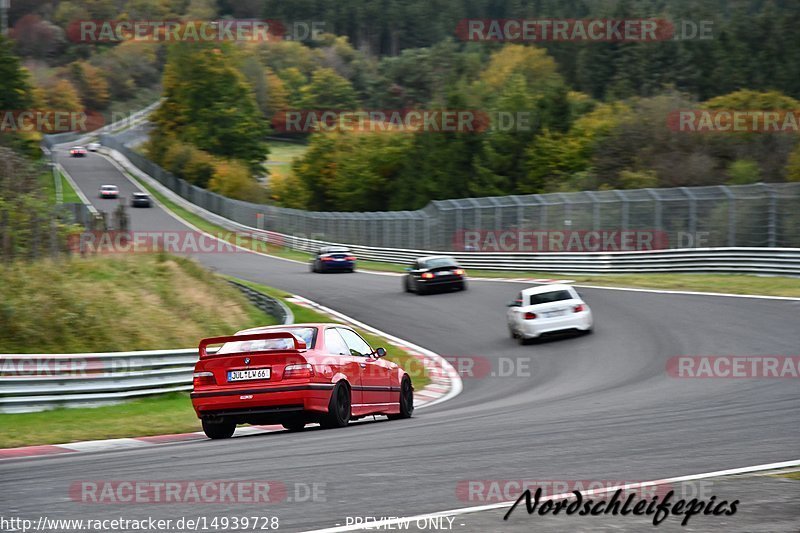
[{"xmin": 151, "ymin": 41, "xmax": 268, "ymax": 170}]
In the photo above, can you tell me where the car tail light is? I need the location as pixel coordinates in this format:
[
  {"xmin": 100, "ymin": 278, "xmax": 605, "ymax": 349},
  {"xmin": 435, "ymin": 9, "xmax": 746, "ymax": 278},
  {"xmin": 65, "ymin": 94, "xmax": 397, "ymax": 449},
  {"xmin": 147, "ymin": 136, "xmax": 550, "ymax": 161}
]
[
  {"xmin": 345, "ymin": 255, "xmax": 356, "ymax": 261},
  {"xmin": 421, "ymin": 272, "xmax": 434, "ymax": 279},
  {"xmin": 321, "ymin": 257, "xmax": 333, "ymax": 261},
  {"xmin": 573, "ymin": 304, "xmax": 585, "ymax": 313},
  {"xmin": 454, "ymin": 269, "xmax": 465, "ymax": 276},
  {"xmin": 524, "ymin": 312, "xmax": 537, "ymax": 320},
  {"xmin": 284, "ymin": 363, "xmax": 314, "ymax": 379},
  {"xmin": 193, "ymin": 371, "xmax": 215, "ymax": 387}
]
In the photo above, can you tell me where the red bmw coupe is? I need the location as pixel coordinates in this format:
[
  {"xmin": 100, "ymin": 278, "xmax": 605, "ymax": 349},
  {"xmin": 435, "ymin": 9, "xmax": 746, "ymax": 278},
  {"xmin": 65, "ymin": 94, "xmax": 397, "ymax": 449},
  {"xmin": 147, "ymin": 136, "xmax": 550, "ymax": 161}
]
[{"xmin": 191, "ymin": 323, "xmax": 414, "ymax": 439}]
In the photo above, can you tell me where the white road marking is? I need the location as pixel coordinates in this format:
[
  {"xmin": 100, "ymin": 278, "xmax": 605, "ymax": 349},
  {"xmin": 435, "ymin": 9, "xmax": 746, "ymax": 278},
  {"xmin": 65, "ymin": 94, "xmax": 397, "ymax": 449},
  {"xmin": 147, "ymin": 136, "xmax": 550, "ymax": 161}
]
[{"xmin": 299, "ymin": 459, "xmax": 800, "ymax": 532}]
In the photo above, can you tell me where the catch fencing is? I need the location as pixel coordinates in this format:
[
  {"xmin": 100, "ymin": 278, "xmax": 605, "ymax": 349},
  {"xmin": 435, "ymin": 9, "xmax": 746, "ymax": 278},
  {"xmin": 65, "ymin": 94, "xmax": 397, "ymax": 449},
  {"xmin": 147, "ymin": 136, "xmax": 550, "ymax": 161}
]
[{"xmin": 100, "ymin": 134, "xmax": 800, "ymax": 252}]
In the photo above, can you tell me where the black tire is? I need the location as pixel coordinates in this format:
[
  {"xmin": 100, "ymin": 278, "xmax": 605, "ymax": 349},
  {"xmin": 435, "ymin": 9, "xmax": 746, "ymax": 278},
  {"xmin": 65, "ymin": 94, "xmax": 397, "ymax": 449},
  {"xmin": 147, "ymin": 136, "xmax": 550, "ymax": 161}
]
[
  {"xmin": 202, "ymin": 418, "xmax": 236, "ymax": 439},
  {"xmin": 509, "ymin": 326, "xmax": 518, "ymax": 339},
  {"xmin": 282, "ymin": 418, "xmax": 307, "ymax": 432},
  {"xmin": 518, "ymin": 335, "xmax": 531, "ymax": 346},
  {"xmin": 388, "ymin": 376, "xmax": 414, "ymax": 420},
  {"xmin": 416, "ymin": 282, "xmax": 427, "ymax": 296},
  {"xmin": 320, "ymin": 382, "xmax": 351, "ymax": 429},
  {"xmin": 458, "ymin": 281, "xmax": 468, "ymax": 291},
  {"xmin": 404, "ymin": 276, "xmax": 412, "ymax": 293}
]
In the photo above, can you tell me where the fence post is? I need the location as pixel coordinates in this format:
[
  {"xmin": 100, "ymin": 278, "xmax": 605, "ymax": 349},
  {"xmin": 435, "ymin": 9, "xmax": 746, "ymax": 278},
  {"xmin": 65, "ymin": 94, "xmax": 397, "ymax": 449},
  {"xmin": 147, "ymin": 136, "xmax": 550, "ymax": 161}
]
[
  {"xmin": 721, "ymin": 186, "xmax": 736, "ymax": 247},
  {"xmin": 613, "ymin": 190, "xmax": 629, "ymax": 230},
  {"xmin": 645, "ymin": 188, "xmax": 662, "ymax": 232},
  {"xmin": 766, "ymin": 184, "xmax": 777, "ymax": 247},
  {"xmin": 681, "ymin": 187, "xmax": 697, "ymax": 242}
]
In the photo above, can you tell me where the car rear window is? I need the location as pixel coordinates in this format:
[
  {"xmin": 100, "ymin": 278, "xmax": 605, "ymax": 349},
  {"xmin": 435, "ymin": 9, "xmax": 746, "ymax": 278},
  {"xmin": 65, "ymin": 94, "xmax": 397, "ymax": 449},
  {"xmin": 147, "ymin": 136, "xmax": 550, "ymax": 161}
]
[
  {"xmin": 529, "ymin": 290, "xmax": 573, "ymax": 306},
  {"xmin": 217, "ymin": 327, "xmax": 316, "ymax": 354},
  {"xmin": 422, "ymin": 257, "xmax": 457, "ymax": 269}
]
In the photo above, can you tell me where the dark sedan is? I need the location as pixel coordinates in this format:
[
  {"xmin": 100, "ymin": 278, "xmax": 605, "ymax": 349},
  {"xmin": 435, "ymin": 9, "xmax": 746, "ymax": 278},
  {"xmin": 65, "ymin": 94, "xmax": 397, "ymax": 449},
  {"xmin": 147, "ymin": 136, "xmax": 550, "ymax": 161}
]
[
  {"xmin": 403, "ymin": 256, "xmax": 467, "ymax": 295},
  {"xmin": 310, "ymin": 247, "xmax": 357, "ymax": 273},
  {"xmin": 130, "ymin": 192, "xmax": 152, "ymax": 208}
]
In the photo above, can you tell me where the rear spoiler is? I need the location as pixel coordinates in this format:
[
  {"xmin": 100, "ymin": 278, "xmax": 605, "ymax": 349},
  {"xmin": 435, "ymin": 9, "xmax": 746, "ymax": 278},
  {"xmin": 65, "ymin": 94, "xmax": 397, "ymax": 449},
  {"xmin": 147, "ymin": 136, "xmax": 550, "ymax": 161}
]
[{"xmin": 199, "ymin": 331, "xmax": 307, "ymax": 358}]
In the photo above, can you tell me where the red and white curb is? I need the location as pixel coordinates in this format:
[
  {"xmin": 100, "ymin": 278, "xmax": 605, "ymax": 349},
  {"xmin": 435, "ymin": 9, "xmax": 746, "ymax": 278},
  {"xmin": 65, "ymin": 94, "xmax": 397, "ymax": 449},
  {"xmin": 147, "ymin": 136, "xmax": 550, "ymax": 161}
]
[
  {"xmin": 0, "ymin": 295, "xmax": 462, "ymax": 462},
  {"xmin": 285, "ymin": 294, "xmax": 461, "ymax": 409}
]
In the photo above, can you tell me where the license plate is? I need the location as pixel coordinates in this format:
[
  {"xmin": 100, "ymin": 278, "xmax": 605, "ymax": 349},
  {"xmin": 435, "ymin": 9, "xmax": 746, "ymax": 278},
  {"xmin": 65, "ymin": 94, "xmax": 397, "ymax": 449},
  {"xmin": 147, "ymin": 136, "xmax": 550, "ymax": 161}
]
[
  {"xmin": 228, "ymin": 368, "xmax": 271, "ymax": 382},
  {"xmin": 544, "ymin": 310, "xmax": 565, "ymax": 318},
  {"xmin": 438, "ymin": 270, "xmax": 451, "ymax": 275}
]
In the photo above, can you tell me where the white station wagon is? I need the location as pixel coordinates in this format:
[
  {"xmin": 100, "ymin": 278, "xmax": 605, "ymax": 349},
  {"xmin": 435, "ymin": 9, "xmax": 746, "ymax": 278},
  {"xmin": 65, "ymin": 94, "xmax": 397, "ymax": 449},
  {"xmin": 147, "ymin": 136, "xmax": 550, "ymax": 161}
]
[{"xmin": 506, "ymin": 284, "xmax": 593, "ymax": 344}]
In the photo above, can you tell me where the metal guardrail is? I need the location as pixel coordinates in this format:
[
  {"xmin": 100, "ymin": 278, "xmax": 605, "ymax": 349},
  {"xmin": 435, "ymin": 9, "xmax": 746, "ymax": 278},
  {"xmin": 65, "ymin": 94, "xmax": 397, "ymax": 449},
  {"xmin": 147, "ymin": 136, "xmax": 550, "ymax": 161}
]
[
  {"xmin": 0, "ymin": 283, "xmax": 292, "ymax": 413},
  {"xmin": 228, "ymin": 280, "xmax": 294, "ymax": 326}
]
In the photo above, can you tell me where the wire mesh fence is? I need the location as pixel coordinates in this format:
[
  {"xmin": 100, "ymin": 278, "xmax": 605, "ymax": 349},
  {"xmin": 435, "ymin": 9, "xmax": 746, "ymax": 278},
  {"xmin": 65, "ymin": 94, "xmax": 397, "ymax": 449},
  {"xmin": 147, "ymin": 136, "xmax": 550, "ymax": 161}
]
[{"xmin": 101, "ymin": 134, "xmax": 800, "ymax": 252}]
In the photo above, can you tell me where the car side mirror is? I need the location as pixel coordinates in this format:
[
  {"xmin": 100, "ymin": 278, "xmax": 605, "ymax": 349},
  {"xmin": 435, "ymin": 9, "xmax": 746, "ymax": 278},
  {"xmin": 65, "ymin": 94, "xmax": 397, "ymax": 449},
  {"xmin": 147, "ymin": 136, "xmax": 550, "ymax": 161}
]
[
  {"xmin": 372, "ymin": 347, "xmax": 387, "ymax": 359},
  {"xmin": 507, "ymin": 300, "xmax": 521, "ymax": 307},
  {"xmin": 404, "ymin": 267, "xmax": 412, "ymax": 272}
]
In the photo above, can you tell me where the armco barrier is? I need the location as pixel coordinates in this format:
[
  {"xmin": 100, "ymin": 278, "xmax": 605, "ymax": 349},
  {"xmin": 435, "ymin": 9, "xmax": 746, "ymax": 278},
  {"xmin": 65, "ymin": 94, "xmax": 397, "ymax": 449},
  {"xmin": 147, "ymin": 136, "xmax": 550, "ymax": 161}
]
[
  {"xmin": 0, "ymin": 283, "xmax": 291, "ymax": 413},
  {"xmin": 227, "ymin": 280, "xmax": 294, "ymax": 325}
]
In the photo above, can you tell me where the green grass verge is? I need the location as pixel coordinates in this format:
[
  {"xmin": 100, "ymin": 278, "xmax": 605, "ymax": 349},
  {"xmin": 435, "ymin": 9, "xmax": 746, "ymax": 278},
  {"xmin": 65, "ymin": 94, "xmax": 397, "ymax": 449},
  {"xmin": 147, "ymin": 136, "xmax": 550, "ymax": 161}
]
[
  {"xmin": 59, "ymin": 170, "xmax": 82, "ymax": 203},
  {"xmin": 121, "ymin": 161, "xmax": 800, "ymax": 297},
  {"xmin": 773, "ymin": 470, "xmax": 800, "ymax": 480},
  {"xmin": 0, "ymin": 254, "xmax": 276, "ymax": 353},
  {"xmin": 0, "ymin": 393, "xmax": 200, "ymax": 449},
  {"xmin": 39, "ymin": 170, "xmax": 81, "ymax": 205}
]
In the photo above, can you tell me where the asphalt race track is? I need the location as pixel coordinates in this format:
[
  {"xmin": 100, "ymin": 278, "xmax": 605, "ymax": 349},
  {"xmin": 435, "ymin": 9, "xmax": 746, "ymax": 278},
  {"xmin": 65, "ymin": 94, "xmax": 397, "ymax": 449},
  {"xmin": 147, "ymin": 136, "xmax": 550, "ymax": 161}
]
[{"xmin": 2, "ymin": 147, "xmax": 798, "ymax": 532}]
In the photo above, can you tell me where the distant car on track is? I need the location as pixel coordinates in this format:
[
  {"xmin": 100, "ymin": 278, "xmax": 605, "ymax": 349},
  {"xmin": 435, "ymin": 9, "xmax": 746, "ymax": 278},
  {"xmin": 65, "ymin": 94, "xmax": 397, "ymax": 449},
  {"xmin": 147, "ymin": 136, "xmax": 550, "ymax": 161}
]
[
  {"xmin": 87, "ymin": 142, "xmax": 101, "ymax": 152},
  {"xmin": 98, "ymin": 185, "xmax": 119, "ymax": 199},
  {"xmin": 310, "ymin": 246, "xmax": 356, "ymax": 273},
  {"xmin": 403, "ymin": 255, "xmax": 467, "ymax": 294},
  {"xmin": 506, "ymin": 284, "xmax": 593, "ymax": 344},
  {"xmin": 70, "ymin": 146, "xmax": 87, "ymax": 157},
  {"xmin": 130, "ymin": 192, "xmax": 151, "ymax": 207},
  {"xmin": 191, "ymin": 324, "xmax": 414, "ymax": 438}
]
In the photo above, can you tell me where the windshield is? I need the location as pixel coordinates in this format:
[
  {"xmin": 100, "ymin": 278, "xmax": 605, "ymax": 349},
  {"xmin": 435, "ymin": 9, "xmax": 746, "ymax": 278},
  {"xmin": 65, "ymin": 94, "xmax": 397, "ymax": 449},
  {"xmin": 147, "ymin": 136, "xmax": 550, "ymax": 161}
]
[
  {"xmin": 217, "ymin": 327, "xmax": 316, "ymax": 354},
  {"xmin": 529, "ymin": 290, "xmax": 573, "ymax": 306}
]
